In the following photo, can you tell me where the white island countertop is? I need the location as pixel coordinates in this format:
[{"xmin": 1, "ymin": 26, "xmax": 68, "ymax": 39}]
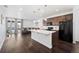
[
  {"xmin": 31, "ymin": 30, "xmax": 57, "ymax": 48},
  {"xmin": 31, "ymin": 30, "xmax": 56, "ymax": 34}
]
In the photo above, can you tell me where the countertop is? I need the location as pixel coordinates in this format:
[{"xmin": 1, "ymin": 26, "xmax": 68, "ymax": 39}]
[{"xmin": 31, "ymin": 30, "xmax": 56, "ymax": 34}]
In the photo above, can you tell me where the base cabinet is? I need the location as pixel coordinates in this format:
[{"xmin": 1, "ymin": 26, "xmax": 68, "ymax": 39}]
[{"xmin": 52, "ymin": 31, "xmax": 59, "ymax": 47}]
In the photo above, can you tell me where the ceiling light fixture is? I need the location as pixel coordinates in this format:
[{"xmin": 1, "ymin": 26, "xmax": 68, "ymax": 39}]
[
  {"xmin": 4, "ymin": 5, "xmax": 8, "ymax": 8},
  {"xmin": 19, "ymin": 8, "xmax": 23, "ymax": 11},
  {"xmin": 44, "ymin": 5, "xmax": 47, "ymax": 7},
  {"xmin": 56, "ymin": 9, "xmax": 59, "ymax": 12}
]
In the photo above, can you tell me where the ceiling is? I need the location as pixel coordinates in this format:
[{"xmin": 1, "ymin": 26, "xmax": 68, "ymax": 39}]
[{"xmin": 5, "ymin": 5, "xmax": 73, "ymax": 20}]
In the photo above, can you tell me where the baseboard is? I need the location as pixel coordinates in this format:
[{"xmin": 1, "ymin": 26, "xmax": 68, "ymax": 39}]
[
  {"xmin": 72, "ymin": 40, "xmax": 79, "ymax": 44},
  {"xmin": 75, "ymin": 41, "xmax": 79, "ymax": 43},
  {"xmin": 0, "ymin": 38, "xmax": 5, "ymax": 50},
  {"xmin": 73, "ymin": 41, "xmax": 76, "ymax": 44}
]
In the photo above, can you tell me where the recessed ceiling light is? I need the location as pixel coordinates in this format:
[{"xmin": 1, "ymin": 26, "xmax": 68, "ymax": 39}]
[
  {"xmin": 4, "ymin": 5, "xmax": 8, "ymax": 8},
  {"xmin": 56, "ymin": 9, "xmax": 59, "ymax": 11},
  {"xmin": 44, "ymin": 5, "xmax": 47, "ymax": 7},
  {"xmin": 19, "ymin": 8, "xmax": 23, "ymax": 11}
]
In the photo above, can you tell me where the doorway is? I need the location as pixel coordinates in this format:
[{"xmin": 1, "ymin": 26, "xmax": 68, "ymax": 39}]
[{"xmin": 6, "ymin": 17, "xmax": 23, "ymax": 38}]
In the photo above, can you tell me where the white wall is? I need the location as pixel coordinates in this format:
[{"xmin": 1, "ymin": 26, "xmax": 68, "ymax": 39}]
[
  {"xmin": 73, "ymin": 6, "xmax": 79, "ymax": 43},
  {"xmin": 23, "ymin": 20, "xmax": 34, "ymax": 27},
  {"xmin": 33, "ymin": 18, "xmax": 43, "ymax": 27},
  {"xmin": 0, "ymin": 6, "xmax": 6, "ymax": 49},
  {"xmin": 6, "ymin": 6, "xmax": 23, "ymax": 18},
  {"xmin": 23, "ymin": 19, "xmax": 43, "ymax": 28}
]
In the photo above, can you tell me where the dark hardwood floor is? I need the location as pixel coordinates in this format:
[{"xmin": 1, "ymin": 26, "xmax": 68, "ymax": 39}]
[{"xmin": 0, "ymin": 33, "xmax": 79, "ymax": 53}]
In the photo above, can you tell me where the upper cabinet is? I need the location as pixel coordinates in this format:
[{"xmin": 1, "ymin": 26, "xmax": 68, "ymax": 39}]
[
  {"xmin": 43, "ymin": 13, "xmax": 73, "ymax": 26},
  {"xmin": 65, "ymin": 14, "xmax": 73, "ymax": 21}
]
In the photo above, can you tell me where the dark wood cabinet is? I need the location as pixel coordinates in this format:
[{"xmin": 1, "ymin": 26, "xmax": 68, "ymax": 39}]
[
  {"xmin": 45, "ymin": 14, "xmax": 73, "ymax": 26},
  {"xmin": 47, "ymin": 22, "xmax": 52, "ymax": 25},
  {"xmin": 65, "ymin": 14, "xmax": 73, "ymax": 21},
  {"xmin": 59, "ymin": 20, "xmax": 73, "ymax": 43},
  {"xmin": 52, "ymin": 31, "xmax": 59, "ymax": 47}
]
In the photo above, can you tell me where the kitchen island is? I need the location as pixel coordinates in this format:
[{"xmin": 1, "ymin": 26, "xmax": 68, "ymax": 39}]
[{"xmin": 31, "ymin": 30, "xmax": 56, "ymax": 49}]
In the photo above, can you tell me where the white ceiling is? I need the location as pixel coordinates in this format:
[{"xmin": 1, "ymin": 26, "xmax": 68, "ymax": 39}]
[{"xmin": 5, "ymin": 5, "xmax": 73, "ymax": 20}]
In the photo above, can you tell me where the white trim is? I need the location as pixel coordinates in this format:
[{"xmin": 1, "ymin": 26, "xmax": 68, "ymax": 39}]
[
  {"xmin": 38, "ymin": 11, "xmax": 73, "ymax": 21},
  {"xmin": 0, "ymin": 38, "xmax": 5, "ymax": 50},
  {"xmin": 73, "ymin": 41, "xmax": 76, "ymax": 44}
]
